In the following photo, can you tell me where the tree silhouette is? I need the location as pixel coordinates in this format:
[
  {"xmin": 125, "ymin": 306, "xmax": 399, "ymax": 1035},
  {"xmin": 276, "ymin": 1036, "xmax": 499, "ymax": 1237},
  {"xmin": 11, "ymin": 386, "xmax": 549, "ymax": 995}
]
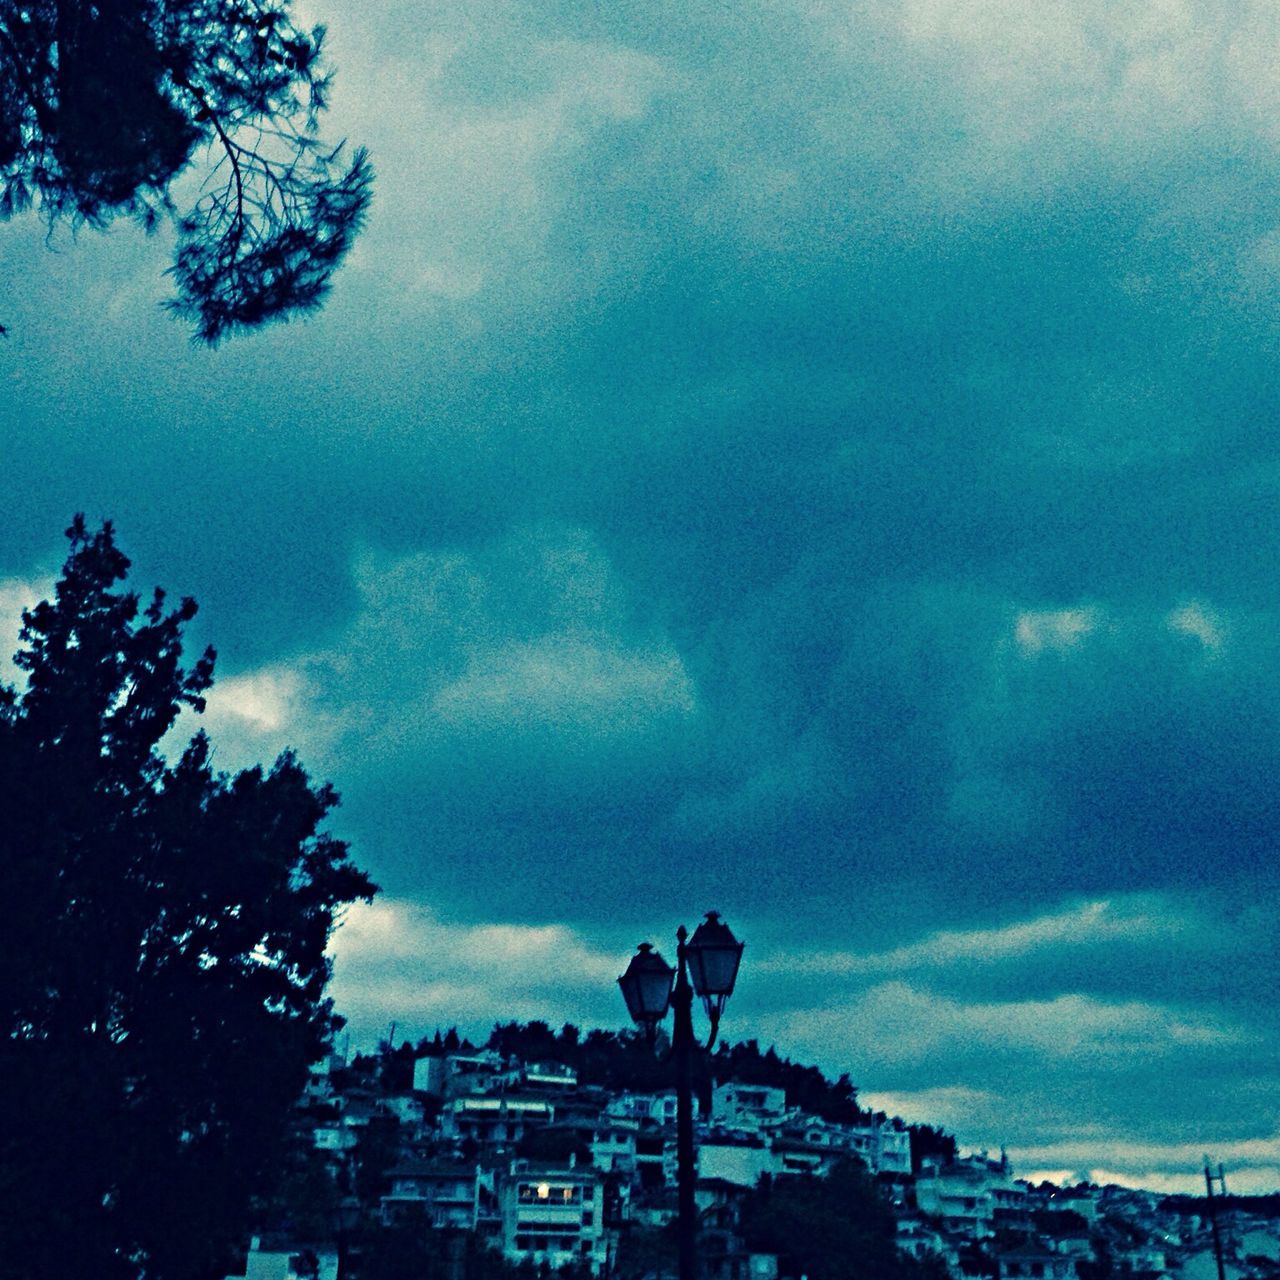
[
  {"xmin": 0, "ymin": 0, "xmax": 372, "ymax": 342},
  {"xmin": 0, "ymin": 517, "xmax": 376, "ymax": 1279},
  {"xmin": 741, "ymin": 1160, "xmax": 947, "ymax": 1280}
]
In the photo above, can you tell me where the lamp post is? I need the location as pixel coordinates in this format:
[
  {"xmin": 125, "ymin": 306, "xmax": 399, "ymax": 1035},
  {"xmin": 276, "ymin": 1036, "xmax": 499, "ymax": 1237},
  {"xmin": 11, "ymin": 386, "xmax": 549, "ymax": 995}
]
[
  {"xmin": 331, "ymin": 1196, "xmax": 360, "ymax": 1280},
  {"xmin": 618, "ymin": 913, "xmax": 744, "ymax": 1280}
]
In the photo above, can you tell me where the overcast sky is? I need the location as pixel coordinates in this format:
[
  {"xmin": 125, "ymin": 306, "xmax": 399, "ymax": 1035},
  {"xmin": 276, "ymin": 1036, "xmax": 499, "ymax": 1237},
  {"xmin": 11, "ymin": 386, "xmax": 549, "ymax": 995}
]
[{"xmin": 3, "ymin": 0, "xmax": 1280, "ymax": 1195}]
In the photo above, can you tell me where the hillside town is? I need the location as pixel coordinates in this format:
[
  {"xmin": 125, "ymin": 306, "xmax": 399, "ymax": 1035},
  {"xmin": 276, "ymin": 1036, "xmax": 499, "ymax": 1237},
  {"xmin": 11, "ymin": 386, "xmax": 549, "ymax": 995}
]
[{"xmin": 230, "ymin": 1035, "xmax": 1280, "ymax": 1280}]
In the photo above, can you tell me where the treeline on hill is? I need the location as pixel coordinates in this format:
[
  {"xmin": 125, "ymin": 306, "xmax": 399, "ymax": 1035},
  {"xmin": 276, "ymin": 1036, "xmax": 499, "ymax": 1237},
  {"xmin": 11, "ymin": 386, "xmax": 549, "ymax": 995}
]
[
  {"xmin": 390, "ymin": 1020, "xmax": 957, "ymax": 1167},
  {"xmin": 487, "ymin": 1020, "xmax": 863, "ymax": 1123},
  {"xmin": 612, "ymin": 1160, "xmax": 951, "ymax": 1280},
  {"xmin": 1159, "ymin": 1193, "xmax": 1280, "ymax": 1219}
]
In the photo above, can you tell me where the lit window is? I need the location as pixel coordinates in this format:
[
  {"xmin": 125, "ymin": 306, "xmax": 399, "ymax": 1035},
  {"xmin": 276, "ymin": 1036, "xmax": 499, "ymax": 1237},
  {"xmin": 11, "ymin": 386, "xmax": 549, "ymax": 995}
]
[{"xmin": 537, "ymin": 1184, "xmax": 550, "ymax": 1199}]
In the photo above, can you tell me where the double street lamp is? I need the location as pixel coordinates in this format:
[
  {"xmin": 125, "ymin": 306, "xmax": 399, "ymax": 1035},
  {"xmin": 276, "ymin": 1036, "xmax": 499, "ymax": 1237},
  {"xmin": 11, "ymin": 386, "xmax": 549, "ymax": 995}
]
[{"xmin": 617, "ymin": 913, "xmax": 744, "ymax": 1280}]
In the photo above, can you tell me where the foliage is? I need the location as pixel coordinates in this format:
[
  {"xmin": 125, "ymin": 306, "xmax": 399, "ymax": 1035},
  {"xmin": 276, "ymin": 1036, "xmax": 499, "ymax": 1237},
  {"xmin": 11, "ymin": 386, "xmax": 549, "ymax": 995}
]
[
  {"xmin": 418, "ymin": 1025, "xmax": 475, "ymax": 1055},
  {"xmin": 482, "ymin": 1022, "xmax": 873, "ymax": 1124},
  {"xmin": 0, "ymin": 0, "xmax": 371, "ymax": 342},
  {"xmin": 515, "ymin": 1123, "xmax": 592, "ymax": 1167},
  {"xmin": 353, "ymin": 1114, "xmax": 404, "ymax": 1208},
  {"xmin": 708, "ymin": 1038, "xmax": 865, "ymax": 1124},
  {"xmin": 359, "ymin": 1210, "xmax": 527, "ymax": 1280},
  {"xmin": 1076, "ymin": 1240, "xmax": 1113, "ymax": 1280},
  {"xmin": 254, "ymin": 1137, "xmax": 345, "ymax": 1242},
  {"xmin": 613, "ymin": 1224, "xmax": 678, "ymax": 1280},
  {"xmin": 376, "ymin": 1036, "xmax": 417, "ymax": 1091},
  {"xmin": 909, "ymin": 1123, "xmax": 959, "ymax": 1175},
  {"xmin": 1160, "ymin": 1193, "xmax": 1280, "ymax": 1219},
  {"xmin": 740, "ymin": 1159, "xmax": 943, "ymax": 1280},
  {"xmin": 1032, "ymin": 1209, "xmax": 1090, "ymax": 1237},
  {"xmin": 0, "ymin": 517, "xmax": 376, "ymax": 1280}
]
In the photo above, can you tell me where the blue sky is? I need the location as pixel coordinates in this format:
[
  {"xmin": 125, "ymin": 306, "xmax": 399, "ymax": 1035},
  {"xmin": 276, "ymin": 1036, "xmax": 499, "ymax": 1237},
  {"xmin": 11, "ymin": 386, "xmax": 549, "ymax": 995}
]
[{"xmin": 3, "ymin": 0, "xmax": 1280, "ymax": 1193}]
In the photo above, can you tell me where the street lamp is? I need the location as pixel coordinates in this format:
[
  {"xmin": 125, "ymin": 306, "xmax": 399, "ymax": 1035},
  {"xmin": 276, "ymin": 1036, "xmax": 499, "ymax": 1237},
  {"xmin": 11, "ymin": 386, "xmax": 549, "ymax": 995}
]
[{"xmin": 618, "ymin": 912, "xmax": 744, "ymax": 1280}]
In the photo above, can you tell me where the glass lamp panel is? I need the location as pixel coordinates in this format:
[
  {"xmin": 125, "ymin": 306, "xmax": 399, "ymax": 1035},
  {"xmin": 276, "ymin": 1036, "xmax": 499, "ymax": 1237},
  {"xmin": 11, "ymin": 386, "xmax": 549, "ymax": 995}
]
[
  {"xmin": 685, "ymin": 912, "xmax": 743, "ymax": 998},
  {"xmin": 618, "ymin": 943, "xmax": 675, "ymax": 1023}
]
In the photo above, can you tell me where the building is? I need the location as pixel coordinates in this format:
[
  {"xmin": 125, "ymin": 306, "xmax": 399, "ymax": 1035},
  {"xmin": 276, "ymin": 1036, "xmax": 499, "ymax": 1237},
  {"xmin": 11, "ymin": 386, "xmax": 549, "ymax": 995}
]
[
  {"xmin": 710, "ymin": 1083, "xmax": 787, "ymax": 1130},
  {"xmin": 915, "ymin": 1153, "xmax": 1018, "ymax": 1240},
  {"xmin": 381, "ymin": 1161, "xmax": 492, "ymax": 1229},
  {"xmin": 500, "ymin": 1160, "xmax": 607, "ymax": 1274}
]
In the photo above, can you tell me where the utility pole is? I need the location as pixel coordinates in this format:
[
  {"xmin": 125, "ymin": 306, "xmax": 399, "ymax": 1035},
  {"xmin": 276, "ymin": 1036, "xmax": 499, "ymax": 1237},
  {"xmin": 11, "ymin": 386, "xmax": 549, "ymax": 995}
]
[{"xmin": 1204, "ymin": 1157, "xmax": 1228, "ymax": 1280}]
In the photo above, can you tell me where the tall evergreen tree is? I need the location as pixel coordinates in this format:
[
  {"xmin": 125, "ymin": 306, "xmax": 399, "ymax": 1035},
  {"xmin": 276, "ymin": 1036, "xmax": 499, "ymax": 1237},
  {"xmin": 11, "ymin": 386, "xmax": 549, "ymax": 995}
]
[{"xmin": 0, "ymin": 517, "xmax": 376, "ymax": 1279}]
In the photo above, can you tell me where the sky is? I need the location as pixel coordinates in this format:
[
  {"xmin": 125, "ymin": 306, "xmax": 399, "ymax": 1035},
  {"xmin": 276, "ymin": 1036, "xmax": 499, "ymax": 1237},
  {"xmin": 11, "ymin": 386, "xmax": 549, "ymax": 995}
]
[{"xmin": 2, "ymin": 0, "xmax": 1280, "ymax": 1195}]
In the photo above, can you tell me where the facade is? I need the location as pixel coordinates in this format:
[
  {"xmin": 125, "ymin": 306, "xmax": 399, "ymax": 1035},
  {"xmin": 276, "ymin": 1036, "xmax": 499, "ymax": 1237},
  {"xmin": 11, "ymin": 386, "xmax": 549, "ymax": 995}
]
[
  {"xmin": 915, "ymin": 1154, "xmax": 1017, "ymax": 1240},
  {"xmin": 500, "ymin": 1161, "xmax": 607, "ymax": 1274},
  {"xmin": 381, "ymin": 1161, "xmax": 491, "ymax": 1229},
  {"xmin": 414, "ymin": 1051, "xmax": 513, "ymax": 1099},
  {"xmin": 699, "ymin": 1140, "xmax": 774, "ymax": 1189},
  {"xmin": 440, "ymin": 1094, "xmax": 554, "ymax": 1144},
  {"xmin": 710, "ymin": 1083, "xmax": 787, "ymax": 1129},
  {"xmin": 592, "ymin": 1116, "xmax": 640, "ymax": 1173}
]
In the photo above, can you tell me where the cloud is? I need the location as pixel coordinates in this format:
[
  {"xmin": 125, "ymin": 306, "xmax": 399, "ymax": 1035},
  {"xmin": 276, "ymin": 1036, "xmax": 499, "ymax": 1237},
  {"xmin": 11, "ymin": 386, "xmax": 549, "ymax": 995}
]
[
  {"xmin": 1016, "ymin": 1134, "xmax": 1280, "ymax": 1195},
  {"xmin": 205, "ymin": 668, "xmax": 307, "ymax": 735},
  {"xmin": 0, "ymin": 575, "xmax": 51, "ymax": 682},
  {"xmin": 765, "ymin": 983, "xmax": 1248, "ymax": 1073},
  {"xmin": 1014, "ymin": 607, "xmax": 1102, "ymax": 655},
  {"xmin": 754, "ymin": 896, "xmax": 1188, "ymax": 979},
  {"xmin": 322, "ymin": 18, "xmax": 668, "ymax": 309},
  {"xmin": 432, "ymin": 636, "xmax": 695, "ymax": 731},
  {"xmin": 326, "ymin": 897, "xmax": 628, "ymax": 1041},
  {"xmin": 1166, "ymin": 600, "xmax": 1226, "ymax": 652},
  {"xmin": 177, "ymin": 524, "xmax": 696, "ymax": 766},
  {"xmin": 887, "ymin": 0, "xmax": 1280, "ymax": 183}
]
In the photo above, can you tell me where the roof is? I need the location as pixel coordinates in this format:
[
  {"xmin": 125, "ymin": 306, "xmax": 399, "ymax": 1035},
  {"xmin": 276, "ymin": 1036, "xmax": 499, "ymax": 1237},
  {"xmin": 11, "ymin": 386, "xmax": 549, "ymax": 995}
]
[{"xmin": 387, "ymin": 1160, "xmax": 476, "ymax": 1179}]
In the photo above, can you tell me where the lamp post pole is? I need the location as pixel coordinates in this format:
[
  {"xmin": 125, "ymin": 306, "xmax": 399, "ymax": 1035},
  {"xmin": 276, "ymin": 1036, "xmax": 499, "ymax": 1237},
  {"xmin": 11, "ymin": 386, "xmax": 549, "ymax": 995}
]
[
  {"xmin": 673, "ymin": 926, "xmax": 697, "ymax": 1280},
  {"xmin": 617, "ymin": 913, "xmax": 744, "ymax": 1280},
  {"xmin": 332, "ymin": 1196, "xmax": 360, "ymax": 1280}
]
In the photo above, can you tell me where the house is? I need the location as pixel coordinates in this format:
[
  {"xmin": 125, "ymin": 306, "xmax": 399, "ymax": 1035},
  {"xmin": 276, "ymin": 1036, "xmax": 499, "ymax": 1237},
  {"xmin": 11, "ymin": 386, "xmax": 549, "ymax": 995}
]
[
  {"xmin": 592, "ymin": 1116, "xmax": 640, "ymax": 1173},
  {"xmin": 414, "ymin": 1050, "xmax": 514, "ymax": 1099},
  {"xmin": 710, "ymin": 1083, "xmax": 787, "ymax": 1131},
  {"xmin": 606, "ymin": 1091, "xmax": 693, "ymax": 1126},
  {"xmin": 522, "ymin": 1062, "xmax": 579, "ymax": 1091},
  {"xmin": 381, "ymin": 1160, "xmax": 492, "ymax": 1229},
  {"xmin": 699, "ymin": 1139, "xmax": 773, "ymax": 1190},
  {"xmin": 440, "ymin": 1094, "xmax": 555, "ymax": 1145},
  {"xmin": 916, "ymin": 1153, "xmax": 1018, "ymax": 1240},
  {"xmin": 896, "ymin": 1217, "xmax": 959, "ymax": 1271},
  {"xmin": 499, "ymin": 1160, "xmax": 608, "ymax": 1274},
  {"xmin": 223, "ymin": 1237, "xmax": 338, "ymax": 1280},
  {"xmin": 998, "ymin": 1246, "xmax": 1076, "ymax": 1280}
]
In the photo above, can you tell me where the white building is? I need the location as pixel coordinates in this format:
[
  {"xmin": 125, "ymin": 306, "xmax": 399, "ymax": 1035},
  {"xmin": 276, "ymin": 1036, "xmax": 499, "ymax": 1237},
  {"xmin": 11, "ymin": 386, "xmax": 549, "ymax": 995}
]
[
  {"xmin": 710, "ymin": 1083, "xmax": 787, "ymax": 1130},
  {"xmin": 500, "ymin": 1161, "xmax": 607, "ymax": 1274},
  {"xmin": 413, "ymin": 1051, "xmax": 513, "ymax": 1099},
  {"xmin": 381, "ymin": 1161, "xmax": 493, "ymax": 1229},
  {"xmin": 440, "ymin": 1094, "xmax": 555, "ymax": 1144},
  {"xmin": 522, "ymin": 1062, "xmax": 578, "ymax": 1090},
  {"xmin": 915, "ymin": 1153, "xmax": 1017, "ymax": 1240},
  {"xmin": 606, "ymin": 1091, "xmax": 693, "ymax": 1126},
  {"xmin": 699, "ymin": 1141, "xmax": 775, "ymax": 1189},
  {"xmin": 592, "ymin": 1116, "xmax": 640, "ymax": 1173}
]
